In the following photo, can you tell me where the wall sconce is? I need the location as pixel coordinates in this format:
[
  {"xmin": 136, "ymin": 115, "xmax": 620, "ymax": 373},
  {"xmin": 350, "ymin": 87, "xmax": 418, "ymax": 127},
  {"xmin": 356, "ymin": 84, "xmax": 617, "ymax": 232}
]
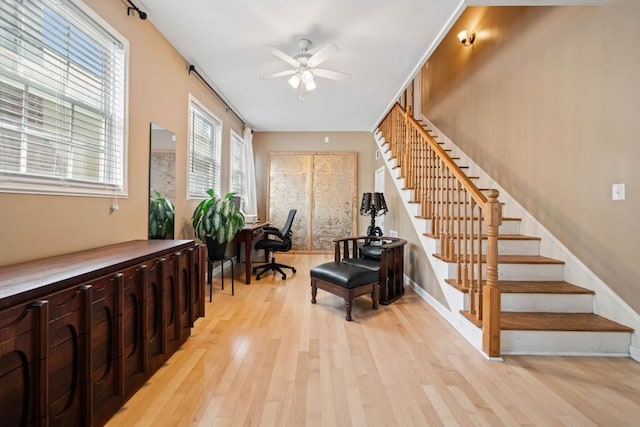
[{"xmin": 457, "ymin": 30, "xmax": 475, "ymax": 47}]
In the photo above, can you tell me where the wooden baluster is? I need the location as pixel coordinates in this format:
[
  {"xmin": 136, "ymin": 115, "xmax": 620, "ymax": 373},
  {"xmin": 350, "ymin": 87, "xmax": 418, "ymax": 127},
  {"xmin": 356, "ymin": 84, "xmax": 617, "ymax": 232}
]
[
  {"xmin": 396, "ymin": 107, "xmax": 402, "ymax": 155},
  {"xmin": 423, "ymin": 144, "xmax": 432, "ymax": 219},
  {"xmin": 455, "ymin": 180, "xmax": 462, "ymax": 285},
  {"xmin": 428, "ymin": 146, "xmax": 435, "ymax": 220},
  {"xmin": 469, "ymin": 199, "xmax": 477, "ymax": 315},
  {"xmin": 418, "ymin": 135, "xmax": 425, "ymax": 207},
  {"xmin": 446, "ymin": 169, "xmax": 454, "ymax": 260},
  {"xmin": 482, "ymin": 189, "xmax": 502, "ymax": 357},
  {"xmin": 411, "ymin": 128, "xmax": 417, "ymax": 192},
  {"xmin": 436, "ymin": 159, "xmax": 445, "ymax": 250},
  {"xmin": 462, "ymin": 190, "xmax": 469, "ymax": 291},
  {"xmin": 475, "ymin": 207, "xmax": 483, "ymax": 320}
]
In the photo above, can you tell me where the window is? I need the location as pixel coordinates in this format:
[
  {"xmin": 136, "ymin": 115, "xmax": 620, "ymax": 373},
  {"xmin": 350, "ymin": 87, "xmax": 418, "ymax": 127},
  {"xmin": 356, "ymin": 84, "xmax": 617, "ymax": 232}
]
[
  {"xmin": 188, "ymin": 96, "xmax": 221, "ymax": 199},
  {"xmin": 229, "ymin": 130, "xmax": 246, "ymax": 201},
  {"xmin": 0, "ymin": 0, "xmax": 128, "ymax": 196}
]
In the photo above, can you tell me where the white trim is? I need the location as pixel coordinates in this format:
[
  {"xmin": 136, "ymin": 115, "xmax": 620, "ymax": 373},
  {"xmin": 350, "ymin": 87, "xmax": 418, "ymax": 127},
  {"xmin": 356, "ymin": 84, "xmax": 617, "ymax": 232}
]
[
  {"xmin": 405, "ymin": 275, "xmax": 503, "ymax": 362},
  {"xmin": 229, "ymin": 128, "xmax": 246, "ymax": 201},
  {"xmin": 370, "ymin": 0, "xmax": 466, "ymax": 132},
  {"xmin": 0, "ymin": 0, "xmax": 130, "ymax": 198},
  {"xmin": 186, "ymin": 94, "xmax": 223, "ymax": 201}
]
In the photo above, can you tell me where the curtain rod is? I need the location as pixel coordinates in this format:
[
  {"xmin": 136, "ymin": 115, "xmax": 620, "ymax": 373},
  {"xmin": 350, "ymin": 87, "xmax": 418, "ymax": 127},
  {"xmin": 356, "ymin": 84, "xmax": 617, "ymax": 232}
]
[
  {"xmin": 124, "ymin": 0, "xmax": 147, "ymax": 20},
  {"xmin": 188, "ymin": 65, "xmax": 246, "ymax": 128}
]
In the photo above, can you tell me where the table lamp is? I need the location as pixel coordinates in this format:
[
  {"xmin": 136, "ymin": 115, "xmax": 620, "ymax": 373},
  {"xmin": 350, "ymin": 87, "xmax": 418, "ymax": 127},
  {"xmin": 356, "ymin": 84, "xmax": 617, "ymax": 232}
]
[{"xmin": 360, "ymin": 192, "xmax": 388, "ymax": 237}]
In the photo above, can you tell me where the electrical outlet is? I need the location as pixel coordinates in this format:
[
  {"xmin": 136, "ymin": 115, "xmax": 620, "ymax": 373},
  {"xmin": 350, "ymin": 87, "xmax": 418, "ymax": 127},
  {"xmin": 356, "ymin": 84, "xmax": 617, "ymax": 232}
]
[{"xmin": 612, "ymin": 183, "xmax": 625, "ymax": 201}]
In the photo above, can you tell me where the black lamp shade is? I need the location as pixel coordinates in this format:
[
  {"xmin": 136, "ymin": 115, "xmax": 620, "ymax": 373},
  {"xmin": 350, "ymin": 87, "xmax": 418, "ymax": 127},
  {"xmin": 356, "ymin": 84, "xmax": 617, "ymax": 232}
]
[{"xmin": 360, "ymin": 192, "xmax": 387, "ymax": 217}]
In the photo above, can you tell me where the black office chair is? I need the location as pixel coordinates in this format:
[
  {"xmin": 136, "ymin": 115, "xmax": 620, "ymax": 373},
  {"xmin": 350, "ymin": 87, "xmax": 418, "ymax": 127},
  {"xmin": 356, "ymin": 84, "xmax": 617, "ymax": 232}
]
[{"xmin": 253, "ymin": 209, "xmax": 297, "ymax": 280}]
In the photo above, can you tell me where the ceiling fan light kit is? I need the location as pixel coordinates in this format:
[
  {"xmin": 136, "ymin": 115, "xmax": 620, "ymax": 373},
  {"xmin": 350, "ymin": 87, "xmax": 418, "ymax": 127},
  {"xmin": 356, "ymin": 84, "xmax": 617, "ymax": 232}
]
[{"xmin": 263, "ymin": 38, "xmax": 351, "ymax": 99}]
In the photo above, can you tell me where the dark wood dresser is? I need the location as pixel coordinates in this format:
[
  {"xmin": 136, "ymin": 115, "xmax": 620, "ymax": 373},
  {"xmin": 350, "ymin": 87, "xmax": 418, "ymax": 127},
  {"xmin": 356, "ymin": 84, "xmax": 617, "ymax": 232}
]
[{"xmin": 0, "ymin": 240, "xmax": 206, "ymax": 426}]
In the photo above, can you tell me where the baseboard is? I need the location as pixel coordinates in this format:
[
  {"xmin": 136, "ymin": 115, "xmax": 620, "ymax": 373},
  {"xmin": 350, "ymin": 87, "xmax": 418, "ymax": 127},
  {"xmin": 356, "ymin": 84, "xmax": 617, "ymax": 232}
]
[
  {"xmin": 630, "ymin": 344, "xmax": 640, "ymax": 363},
  {"xmin": 404, "ymin": 275, "xmax": 500, "ymax": 360}
]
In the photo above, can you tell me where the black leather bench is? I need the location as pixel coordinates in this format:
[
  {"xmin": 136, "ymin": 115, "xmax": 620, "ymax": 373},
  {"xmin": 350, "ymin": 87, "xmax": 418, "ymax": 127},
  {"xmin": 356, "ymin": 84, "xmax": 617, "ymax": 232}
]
[{"xmin": 310, "ymin": 261, "xmax": 379, "ymax": 321}]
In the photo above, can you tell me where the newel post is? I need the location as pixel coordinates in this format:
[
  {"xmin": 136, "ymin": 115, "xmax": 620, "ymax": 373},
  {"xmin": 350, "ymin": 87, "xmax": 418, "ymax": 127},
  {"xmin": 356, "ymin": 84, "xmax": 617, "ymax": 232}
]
[{"xmin": 482, "ymin": 189, "xmax": 502, "ymax": 357}]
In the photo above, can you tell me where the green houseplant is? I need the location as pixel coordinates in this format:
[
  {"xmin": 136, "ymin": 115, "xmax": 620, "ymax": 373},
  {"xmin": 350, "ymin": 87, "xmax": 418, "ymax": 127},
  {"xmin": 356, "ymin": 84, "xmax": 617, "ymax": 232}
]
[
  {"xmin": 192, "ymin": 189, "xmax": 245, "ymax": 258},
  {"xmin": 149, "ymin": 190, "xmax": 175, "ymax": 239}
]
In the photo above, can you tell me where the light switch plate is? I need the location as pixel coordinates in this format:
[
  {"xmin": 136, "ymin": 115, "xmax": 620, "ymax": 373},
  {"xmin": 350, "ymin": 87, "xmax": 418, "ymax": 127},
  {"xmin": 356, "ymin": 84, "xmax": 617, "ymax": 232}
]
[{"xmin": 612, "ymin": 183, "xmax": 625, "ymax": 201}]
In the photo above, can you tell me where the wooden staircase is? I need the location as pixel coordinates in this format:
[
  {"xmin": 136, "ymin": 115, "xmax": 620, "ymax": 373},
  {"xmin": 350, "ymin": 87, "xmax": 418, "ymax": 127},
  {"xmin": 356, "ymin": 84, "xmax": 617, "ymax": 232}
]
[{"xmin": 375, "ymin": 108, "xmax": 633, "ymax": 357}]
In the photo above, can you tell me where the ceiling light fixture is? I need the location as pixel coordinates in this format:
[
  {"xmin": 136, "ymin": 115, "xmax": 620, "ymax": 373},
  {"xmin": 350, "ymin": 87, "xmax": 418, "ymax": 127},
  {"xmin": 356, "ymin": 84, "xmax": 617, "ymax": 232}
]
[
  {"xmin": 287, "ymin": 69, "xmax": 317, "ymax": 99},
  {"xmin": 457, "ymin": 30, "xmax": 475, "ymax": 46},
  {"xmin": 288, "ymin": 73, "xmax": 301, "ymax": 89},
  {"xmin": 262, "ymin": 39, "xmax": 351, "ymax": 100}
]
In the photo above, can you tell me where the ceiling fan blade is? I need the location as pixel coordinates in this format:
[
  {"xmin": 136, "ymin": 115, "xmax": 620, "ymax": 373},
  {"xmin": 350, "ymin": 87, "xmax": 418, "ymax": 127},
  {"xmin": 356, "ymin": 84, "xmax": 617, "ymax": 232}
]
[
  {"xmin": 267, "ymin": 45, "xmax": 299, "ymax": 67},
  {"xmin": 313, "ymin": 68, "xmax": 351, "ymax": 81},
  {"xmin": 307, "ymin": 43, "xmax": 338, "ymax": 67},
  {"xmin": 261, "ymin": 69, "xmax": 296, "ymax": 79}
]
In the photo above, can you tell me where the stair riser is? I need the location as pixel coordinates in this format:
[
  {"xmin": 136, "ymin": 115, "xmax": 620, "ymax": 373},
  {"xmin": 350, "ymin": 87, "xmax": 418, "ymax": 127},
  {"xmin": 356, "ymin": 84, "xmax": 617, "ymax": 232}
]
[
  {"xmin": 422, "ymin": 219, "xmax": 521, "ymax": 235},
  {"xmin": 435, "ymin": 238, "xmax": 540, "ymax": 256},
  {"xmin": 501, "ymin": 294, "xmax": 593, "ymax": 313},
  {"xmin": 500, "ymin": 330, "xmax": 631, "ymax": 355},
  {"xmin": 446, "ymin": 262, "xmax": 564, "ymax": 281}
]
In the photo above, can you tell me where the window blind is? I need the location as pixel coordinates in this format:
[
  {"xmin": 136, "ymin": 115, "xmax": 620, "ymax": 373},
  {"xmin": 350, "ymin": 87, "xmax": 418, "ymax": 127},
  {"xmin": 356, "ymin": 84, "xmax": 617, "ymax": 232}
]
[
  {"xmin": 230, "ymin": 131, "xmax": 246, "ymax": 200},
  {"xmin": 188, "ymin": 98, "xmax": 221, "ymax": 199},
  {"xmin": 0, "ymin": 0, "xmax": 127, "ymax": 195}
]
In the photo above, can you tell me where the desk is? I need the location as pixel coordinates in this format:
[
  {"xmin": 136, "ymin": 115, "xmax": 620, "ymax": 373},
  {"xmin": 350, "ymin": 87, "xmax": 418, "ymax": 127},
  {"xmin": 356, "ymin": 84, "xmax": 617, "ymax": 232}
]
[{"xmin": 233, "ymin": 221, "xmax": 269, "ymax": 284}]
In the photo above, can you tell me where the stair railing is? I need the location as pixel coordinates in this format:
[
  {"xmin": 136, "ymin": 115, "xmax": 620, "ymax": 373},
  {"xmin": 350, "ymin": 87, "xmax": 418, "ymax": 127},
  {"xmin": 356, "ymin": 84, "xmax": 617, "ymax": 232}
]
[{"xmin": 378, "ymin": 103, "xmax": 503, "ymax": 357}]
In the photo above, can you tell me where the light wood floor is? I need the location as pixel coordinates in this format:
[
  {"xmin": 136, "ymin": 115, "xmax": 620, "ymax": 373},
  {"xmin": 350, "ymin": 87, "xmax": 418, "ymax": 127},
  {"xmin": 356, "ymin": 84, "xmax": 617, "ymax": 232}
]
[{"xmin": 107, "ymin": 253, "xmax": 640, "ymax": 426}]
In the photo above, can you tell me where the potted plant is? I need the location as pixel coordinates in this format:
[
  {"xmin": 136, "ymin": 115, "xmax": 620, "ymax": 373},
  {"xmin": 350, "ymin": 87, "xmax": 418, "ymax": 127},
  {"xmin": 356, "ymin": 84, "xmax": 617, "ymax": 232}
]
[
  {"xmin": 192, "ymin": 188, "xmax": 245, "ymax": 259},
  {"xmin": 149, "ymin": 190, "xmax": 175, "ymax": 239}
]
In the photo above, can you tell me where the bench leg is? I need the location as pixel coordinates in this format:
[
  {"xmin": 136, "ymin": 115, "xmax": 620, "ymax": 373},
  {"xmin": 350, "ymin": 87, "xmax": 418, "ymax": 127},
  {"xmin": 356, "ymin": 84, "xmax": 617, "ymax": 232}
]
[
  {"xmin": 311, "ymin": 281, "xmax": 317, "ymax": 304},
  {"xmin": 345, "ymin": 299, "xmax": 353, "ymax": 321},
  {"xmin": 372, "ymin": 284, "xmax": 379, "ymax": 310}
]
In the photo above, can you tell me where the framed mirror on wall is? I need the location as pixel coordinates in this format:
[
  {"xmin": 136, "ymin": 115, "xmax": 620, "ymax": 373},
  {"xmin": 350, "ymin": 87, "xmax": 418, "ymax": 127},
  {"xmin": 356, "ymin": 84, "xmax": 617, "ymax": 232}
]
[{"xmin": 149, "ymin": 123, "xmax": 176, "ymax": 239}]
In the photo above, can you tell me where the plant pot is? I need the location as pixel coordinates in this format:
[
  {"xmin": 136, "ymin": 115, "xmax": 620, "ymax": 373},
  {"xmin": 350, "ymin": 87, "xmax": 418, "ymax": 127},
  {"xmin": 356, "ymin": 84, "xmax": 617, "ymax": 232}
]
[{"xmin": 204, "ymin": 235, "xmax": 229, "ymax": 261}]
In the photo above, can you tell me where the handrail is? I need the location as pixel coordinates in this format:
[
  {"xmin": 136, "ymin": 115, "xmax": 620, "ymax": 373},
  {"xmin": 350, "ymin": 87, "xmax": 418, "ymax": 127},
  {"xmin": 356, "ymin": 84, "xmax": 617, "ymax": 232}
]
[
  {"xmin": 407, "ymin": 112, "xmax": 486, "ymax": 205},
  {"xmin": 378, "ymin": 102, "xmax": 502, "ymax": 357}
]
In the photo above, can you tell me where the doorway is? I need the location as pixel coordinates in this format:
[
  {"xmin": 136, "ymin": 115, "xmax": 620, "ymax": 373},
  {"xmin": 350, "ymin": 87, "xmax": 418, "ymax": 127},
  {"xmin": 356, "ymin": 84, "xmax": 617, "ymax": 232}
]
[{"xmin": 375, "ymin": 166, "xmax": 385, "ymax": 235}]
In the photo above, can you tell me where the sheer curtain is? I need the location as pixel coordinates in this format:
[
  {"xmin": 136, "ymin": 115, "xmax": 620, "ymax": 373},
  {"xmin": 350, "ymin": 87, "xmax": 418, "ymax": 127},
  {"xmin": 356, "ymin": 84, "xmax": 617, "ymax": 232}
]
[{"xmin": 243, "ymin": 127, "xmax": 258, "ymax": 217}]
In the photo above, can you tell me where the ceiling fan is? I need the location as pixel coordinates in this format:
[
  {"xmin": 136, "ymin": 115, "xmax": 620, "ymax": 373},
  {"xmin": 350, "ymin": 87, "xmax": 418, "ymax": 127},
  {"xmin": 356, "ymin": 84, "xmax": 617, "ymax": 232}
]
[{"xmin": 262, "ymin": 39, "xmax": 351, "ymax": 98}]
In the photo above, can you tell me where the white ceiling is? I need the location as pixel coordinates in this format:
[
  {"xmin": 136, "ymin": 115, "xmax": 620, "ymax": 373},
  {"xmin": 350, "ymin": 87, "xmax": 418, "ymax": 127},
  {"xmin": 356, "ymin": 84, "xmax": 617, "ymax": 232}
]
[{"xmin": 135, "ymin": 0, "xmax": 602, "ymax": 132}]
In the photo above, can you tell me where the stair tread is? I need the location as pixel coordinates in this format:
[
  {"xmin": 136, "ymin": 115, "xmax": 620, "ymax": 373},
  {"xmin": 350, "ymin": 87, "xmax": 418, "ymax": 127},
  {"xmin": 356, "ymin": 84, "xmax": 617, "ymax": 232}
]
[
  {"xmin": 501, "ymin": 312, "xmax": 633, "ymax": 332},
  {"xmin": 446, "ymin": 279, "xmax": 592, "ymax": 294},
  {"xmin": 498, "ymin": 280, "xmax": 594, "ymax": 294},
  {"xmin": 434, "ymin": 254, "xmax": 565, "ymax": 264}
]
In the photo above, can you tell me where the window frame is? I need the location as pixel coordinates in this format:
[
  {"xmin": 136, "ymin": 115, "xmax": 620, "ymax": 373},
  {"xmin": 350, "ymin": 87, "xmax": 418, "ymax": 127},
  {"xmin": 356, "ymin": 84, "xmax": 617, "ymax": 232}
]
[
  {"xmin": 0, "ymin": 0, "xmax": 129, "ymax": 197},
  {"xmin": 187, "ymin": 95, "xmax": 222, "ymax": 200},
  {"xmin": 229, "ymin": 129, "xmax": 246, "ymax": 203}
]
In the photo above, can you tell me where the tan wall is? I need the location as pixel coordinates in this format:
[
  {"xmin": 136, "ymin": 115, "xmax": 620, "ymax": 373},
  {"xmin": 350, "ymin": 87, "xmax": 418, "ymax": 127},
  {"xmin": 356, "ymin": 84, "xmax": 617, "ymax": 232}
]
[
  {"xmin": 421, "ymin": 1, "xmax": 640, "ymax": 312},
  {"xmin": 252, "ymin": 132, "xmax": 377, "ymax": 236},
  {"xmin": 0, "ymin": 0, "xmax": 243, "ymax": 266}
]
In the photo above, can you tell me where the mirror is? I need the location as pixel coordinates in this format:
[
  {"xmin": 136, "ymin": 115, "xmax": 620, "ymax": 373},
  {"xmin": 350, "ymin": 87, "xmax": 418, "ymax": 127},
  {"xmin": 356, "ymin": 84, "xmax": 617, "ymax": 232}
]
[{"xmin": 149, "ymin": 123, "xmax": 176, "ymax": 239}]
